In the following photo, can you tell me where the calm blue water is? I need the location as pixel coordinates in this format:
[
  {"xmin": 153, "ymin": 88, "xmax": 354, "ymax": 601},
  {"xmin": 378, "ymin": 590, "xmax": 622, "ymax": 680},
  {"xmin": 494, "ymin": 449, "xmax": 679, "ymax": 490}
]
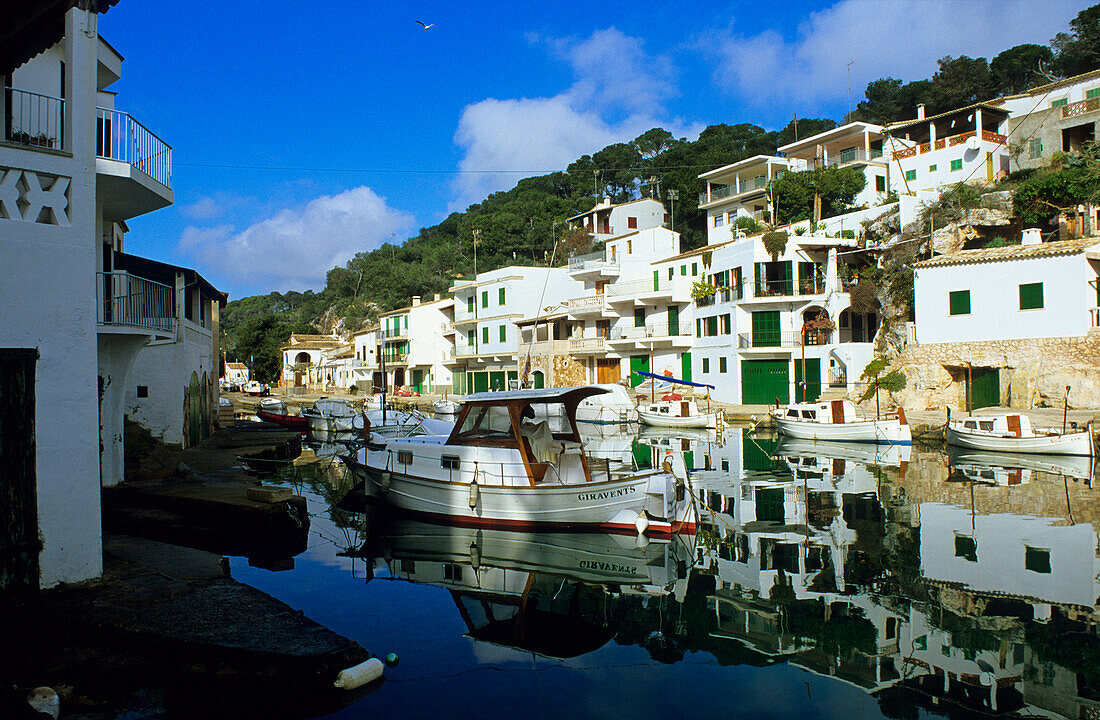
[{"xmin": 226, "ymin": 430, "xmax": 1100, "ymax": 720}]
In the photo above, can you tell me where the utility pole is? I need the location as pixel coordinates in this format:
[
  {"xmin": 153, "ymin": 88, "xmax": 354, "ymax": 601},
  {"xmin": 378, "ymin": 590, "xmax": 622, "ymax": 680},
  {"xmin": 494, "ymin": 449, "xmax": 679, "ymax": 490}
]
[
  {"xmin": 846, "ymin": 60, "xmax": 855, "ymax": 121},
  {"xmin": 667, "ymin": 189, "xmax": 678, "ymax": 231},
  {"xmin": 472, "ymin": 228, "xmax": 480, "ymax": 276}
]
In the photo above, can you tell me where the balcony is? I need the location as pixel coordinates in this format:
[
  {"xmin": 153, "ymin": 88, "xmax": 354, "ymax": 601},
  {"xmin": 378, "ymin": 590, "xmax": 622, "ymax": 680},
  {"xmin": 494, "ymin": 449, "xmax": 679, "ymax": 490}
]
[
  {"xmin": 890, "ymin": 130, "xmax": 1008, "ymax": 161},
  {"xmin": 610, "ymin": 322, "xmax": 692, "ymax": 348},
  {"xmin": 808, "ymin": 146, "xmax": 883, "ymax": 169},
  {"xmin": 95, "ymin": 107, "xmax": 174, "ymax": 219},
  {"xmin": 738, "ymin": 330, "xmax": 832, "ymax": 349},
  {"xmin": 696, "ymin": 285, "xmax": 744, "ymax": 308},
  {"xmin": 565, "ymin": 294, "xmax": 608, "ymax": 315},
  {"xmin": 453, "ymin": 345, "xmax": 481, "ymax": 358},
  {"xmin": 568, "ymin": 251, "xmax": 620, "ymax": 280},
  {"xmin": 382, "ymin": 327, "xmax": 408, "ymax": 340},
  {"xmin": 569, "ymin": 336, "xmax": 608, "ymax": 354},
  {"xmin": 96, "ymin": 271, "xmax": 175, "ymax": 334},
  {"xmin": 1063, "ymin": 98, "xmax": 1100, "ymax": 119},
  {"xmin": 382, "ymin": 352, "xmax": 409, "ymax": 364},
  {"xmin": 4, "ymin": 87, "xmax": 64, "ymax": 150},
  {"xmin": 606, "ymin": 276, "xmax": 685, "ymax": 304}
]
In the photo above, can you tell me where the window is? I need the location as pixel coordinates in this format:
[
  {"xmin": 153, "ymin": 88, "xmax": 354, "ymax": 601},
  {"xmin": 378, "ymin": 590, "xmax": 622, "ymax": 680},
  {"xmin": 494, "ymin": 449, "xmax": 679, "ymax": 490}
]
[
  {"xmin": 692, "ymin": 262, "xmax": 698, "ymax": 276},
  {"xmin": 696, "ymin": 318, "xmax": 701, "ymax": 336},
  {"xmin": 950, "ymin": 158, "xmax": 963, "ymax": 171},
  {"xmin": 721, "ymin": 314, "xmax": 731, "ymax": 334},
  {"xmin": 467, "ymin": 332, "xmax": 475, "ymax": 347},
  {"xmin": 714, "ymin": 214, "xmax": 725, "ymax": 227},
  {"xmin": 954, "ymin": 535, "xmax": 977, "ymax": 562},
  {"xmin": 1025, "ymin": 546, "xmax": 1051, "ymax": 574},
  {"xmin": 702, "ymin": 358, "xmax": 710, "ymax": 373},
  {"xmin": 136, "ymin": 385, "xmax": 149, "ymax": 398},
  {"xmin": 397, "ymin": 451, "xmax": 413, "ymax": 465},
  {"xmin": 668, "ymin": 267, "xmax": 674, "ymax": 280},
  {"xmin": 875, "ymin": 175, "xmax": 886, "ymax": 192},
  {"xmin": 706, "ymin": 316, "xmax": 718, "ymax": 336},
  {"xmin": 499, "ymin": 325, "xmax": 506, "ymax": 342},
  {"xmin": 1051, "ymin": 97, "xmax": 1067, "ymax": 107},
  {"xmin": 441, "ymin": 455, "xmax": 460, "ymax": 470},
  {"xmin": 185, "ymin": 288, "xmax": 193, "ymax": 319},
  {"xmin": 482, "ymin": 326, "xmax": 489, "ymax": 344},
  {"xmin": 499, "ymin": 287, "xmax": 506, "ymax": 305},
  {"xmin": 626, "ymin": 239, "xmax": 632, "ymax": 254},
  {"xmin": 1019, "ymin": 282, "xmax": 1043, "ymax": 310},
  {"xmin": 1088, "ymin": 87, "xmax": 1100, "ymax": 100},
  {"xmin": 904, "ymin": 169, "xmax": 916, "ymax": 182},
  {"xmin": 680, "ymin": 265, "xmax": 687, "ymax": 276},
  {"xmin": 929, "ymin": 164, "xmax": 937, "ymax": 172},
  {"xmin": 481, "ymin": 291, "xmax": 488, "ymax": 308},
  {"xmin": 719, "ymin": 357, "xmax": 727, "ymax": 373},
  {"xmin": 467, "ymin": 296, "xmax": 474, "ymax": 314},
  {"xmin": 627, "ymin": 216, "xmax": 637, "ymax": 229},
  {"xmin": 634, "ymin": 308, "xmax": 645, "ymax": 327},
  {"xmin": 1028, "ymin": 138, "xmax": 1043, "ymax": 159},
  {"xmin": 949, "ymin": 290, "xmax": 970, "ymax": 315}
]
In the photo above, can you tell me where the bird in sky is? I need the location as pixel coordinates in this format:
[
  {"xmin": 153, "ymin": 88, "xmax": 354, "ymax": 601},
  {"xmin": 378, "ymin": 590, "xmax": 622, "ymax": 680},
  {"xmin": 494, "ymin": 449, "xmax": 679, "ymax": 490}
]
[{"xmin": 416, "ymin": 21, "xmax": 435, "ymax": 30}]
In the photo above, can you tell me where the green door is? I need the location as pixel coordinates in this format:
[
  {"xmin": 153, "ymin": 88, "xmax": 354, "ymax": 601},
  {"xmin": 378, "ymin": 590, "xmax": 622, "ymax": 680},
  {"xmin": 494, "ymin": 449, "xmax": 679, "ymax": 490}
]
[
  {"xmin": 680, "ymin": 352, "xmax": 692, "ymax": 382},
  {"xmin": 668, "ymin": 306, "xmax": 679, "ymax": 336},
  {"xmin": 793, "ymin": 358, "xmax": 821, "ymax": 402},
  {"xmin": 632, "ymin": 439, "xmax": 653, "ymax": 469},
  {"xmin": 411, "ymin": 369, "xmax": 423, "ymax": 393},
  {"xmin": 741, "ymin": 359, "xmax": 789, "ymax": 405},
  {"xmin": 473, "ymin": 372, "xmax": 489, "ymax": 393},
  {"xmin": 751, "ymin": 311, "xmax": 781, "ymax": 348},
  {"xmin": 532, "ymin": 371, "xmax": 545, "ymax": 389},
  {"xmin": 489, "ymin": 371, "xmax": 506, "ymax": 391},
  {"xmin": 630, "ymin": 355, "xmax": 650, "ymax": 387},
  {"xmin": 967, "ymin": 368, "xmax": 1000, "ymax": 410},
  {"xmin": 756, "ymin": 487, "xmax": 785, "ymax": 523}
]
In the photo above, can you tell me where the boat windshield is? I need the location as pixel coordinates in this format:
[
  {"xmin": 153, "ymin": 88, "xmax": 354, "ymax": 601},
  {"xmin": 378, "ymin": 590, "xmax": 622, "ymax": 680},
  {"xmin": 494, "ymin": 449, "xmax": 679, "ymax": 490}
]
[{"xmin": 454, "ymin": 405, "xmax": 514, "ymax": 442}]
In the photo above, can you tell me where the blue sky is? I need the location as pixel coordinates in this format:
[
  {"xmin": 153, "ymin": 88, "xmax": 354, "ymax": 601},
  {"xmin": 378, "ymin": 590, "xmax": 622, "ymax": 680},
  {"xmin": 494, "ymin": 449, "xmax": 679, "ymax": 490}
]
[{"xmin": 98, "ymin": 0, "xmax": 1087, "ymax": 300}]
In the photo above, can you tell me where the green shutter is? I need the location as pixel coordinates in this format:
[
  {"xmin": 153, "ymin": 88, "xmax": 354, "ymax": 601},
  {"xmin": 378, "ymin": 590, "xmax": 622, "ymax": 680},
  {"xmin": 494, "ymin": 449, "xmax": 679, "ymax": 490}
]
[
  {"xmin": 719, "ymin": 356, "xmax": 727, "ymax": 373},
  {"xmin": 482, "ymin": 326, "xmax": 489, "ymax": 344},
  {"xmin": 629, "ymin": 355, "xmax": 649, "ymax": 386},
  {"xmin": 499, "ymin": 287, "xmax": 506, "ymax": 305},
  {"xmin": 793, "ymin": 358, "xmax": 821, "ymax": 402},
  {"xmin": 481, "ymin": 291, "xmax": 488, "ymax": 308},
  {"xmin": 905, "ymin": 169, "xmax": 916, "ymax": 181},
  {"xmin": 681, "ymin": 352, "xmax": 692, "ymax": 382},
  {"xmin": 1051, "ymin": 98, "xmax": 1067, "ymax": 107},
  {"xmin": 754, "ymin": 263, "xmax": 762, "ymax": 296},
  {"xmin": 467, "ymin": 296, "xmax": 474, "ymax": 314},
  {"xmin": 950, "ymin": 158, "xmax": 963, "ymax": 171},
  {"xmin": 949, "ymin": 290, "xmax": 970, "ymax": 315},
  {"xmin": 654, "ymin": 270, "xmax": 660, "ymax": 291},
  {"xmin": 1019, "ymin": 282, "xmax": 1043, "ymax": 310},
  {"xmin": 499, "ymin": 324, "xmax": 506, "ymax": 342},
  {"xmin": 680, "ymin": 265, "xmax": 686, "ymax": 276},
  {"xmin": 702, "ymin": 358, "xmax": 709, "ymax": 373},
  {"xmin": 783, "ymin": 261, "xmax": 794, "ymax": 295},
  {"xmin": 668, "ymin": 306, "xmax": 679, "ymax": 335},
  {"xmin": 634, "ymin": 308, "xmax": 645, "ymax": 327},
  {"xmin": 751, "ymin": 311, "xmax": 780, "ymax": 347},
  {"xmin": 1087, "ymin": 88, "xmax": 1100, "ymax": 99}
]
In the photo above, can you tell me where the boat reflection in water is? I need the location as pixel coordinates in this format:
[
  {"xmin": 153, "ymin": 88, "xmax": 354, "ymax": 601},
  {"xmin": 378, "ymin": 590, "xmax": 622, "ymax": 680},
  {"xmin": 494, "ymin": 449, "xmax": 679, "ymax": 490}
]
[{"xmin": 947, "ymin": 446, "xmax": 1095, "ymax": 485}]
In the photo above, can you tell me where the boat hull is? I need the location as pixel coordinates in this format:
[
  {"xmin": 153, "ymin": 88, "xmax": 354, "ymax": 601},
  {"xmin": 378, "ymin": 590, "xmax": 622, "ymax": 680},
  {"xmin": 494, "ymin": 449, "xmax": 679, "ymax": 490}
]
[
  {"xmin": 343, "ymin": 457, "xmax": 696, "ymax": 538},
  {"xmin": 946, "ymin": 425, "xmax": 1093, "ymax": 456},
  {"xmin": 774, "ymin": 416, "xmax": 911, "ymax": 444},
  {"xmin": 256, "ymin": 409, "xmax": 310, "ymax": 431},
  {"xmin": 637, "ymin": 409, "xmax": 718, "ymax": 429}
]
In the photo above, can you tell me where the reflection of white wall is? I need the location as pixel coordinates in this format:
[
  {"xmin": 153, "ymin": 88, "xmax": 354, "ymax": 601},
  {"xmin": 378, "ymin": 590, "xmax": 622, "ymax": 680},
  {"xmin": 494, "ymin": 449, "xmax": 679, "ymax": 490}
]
[{"xmin": 919, "ymin": 502, "xmax": 1100, "ymax": 608}]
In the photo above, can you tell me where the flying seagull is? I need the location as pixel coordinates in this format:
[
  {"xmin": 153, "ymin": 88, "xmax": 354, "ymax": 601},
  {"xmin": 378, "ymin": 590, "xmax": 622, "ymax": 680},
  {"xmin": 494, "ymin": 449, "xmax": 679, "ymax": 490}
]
[{"xmin": 416, "ymin": 21, "xmax": 435, "ymax": 30}]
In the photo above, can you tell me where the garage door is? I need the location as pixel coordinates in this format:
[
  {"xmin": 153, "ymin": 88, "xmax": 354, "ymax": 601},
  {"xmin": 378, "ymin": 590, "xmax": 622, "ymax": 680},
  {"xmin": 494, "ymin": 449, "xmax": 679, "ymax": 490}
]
[
  {"xmin": 741, "ymin": 359, "xmax": 789, "ymax": 405},
  {"xmin": 596, "ymin": 358, "xmax": 620, "ymax": 384},
  {"xmin": 629, "ymin": 355, "xmax": 649, "ymax": 387},
  {"xmin": 967, "ymin": 367, "xmax": 1000, "ymax": 410},
  {"xmin": 793, "ymin": 358, "xmax": 821, "ymax": 403}
]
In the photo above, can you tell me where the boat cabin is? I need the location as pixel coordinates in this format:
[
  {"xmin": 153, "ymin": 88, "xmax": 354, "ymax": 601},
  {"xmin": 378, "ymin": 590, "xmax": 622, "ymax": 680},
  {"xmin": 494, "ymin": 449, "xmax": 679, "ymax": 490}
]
[
  {"xmin": 642, "ymin": 400, "xmax": 702, "ymax": 418},
  {"xmin": 446, "ymin": 387, "xmax": 610, "ymax": 485},
  {"xmin": 781, "ymin": 400, "xmax": 859, "ymax": 424},
  {"xmin": 956, "ymin": 414, "xmax": 1034, "ymax": 437}
]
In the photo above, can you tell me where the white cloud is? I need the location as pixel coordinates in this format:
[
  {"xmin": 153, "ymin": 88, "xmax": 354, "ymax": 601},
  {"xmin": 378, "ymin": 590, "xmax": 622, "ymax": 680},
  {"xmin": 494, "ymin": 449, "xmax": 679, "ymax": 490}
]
[
  {"xmin": 450, "ymin": 28, "xmax": 699, "ymax": 211},
  {"xmin": 706, "ymin": 0, "xmax": 1082, "ymax": 107},
  {"xmin": 178, "ymin": 186, "xmax": 413, "ymax": 291}
]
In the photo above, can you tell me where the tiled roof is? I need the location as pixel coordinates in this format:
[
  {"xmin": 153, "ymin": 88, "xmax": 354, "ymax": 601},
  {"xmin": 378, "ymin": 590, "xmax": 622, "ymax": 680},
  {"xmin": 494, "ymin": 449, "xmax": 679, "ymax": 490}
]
[
  {"xmin": 225, "ymin": 362, "xmax": 247, "ymax": 369},
  {"xmin": 283, "ymin": 334, "xmax": 341, "ymax": 350},
  {"xmin": 885, "ymin": 102, "xmax": 1008, "ymax": 133},
  {"xmin": 915, "ymin": 238, "xmax": 1100, "ymax": 269}
]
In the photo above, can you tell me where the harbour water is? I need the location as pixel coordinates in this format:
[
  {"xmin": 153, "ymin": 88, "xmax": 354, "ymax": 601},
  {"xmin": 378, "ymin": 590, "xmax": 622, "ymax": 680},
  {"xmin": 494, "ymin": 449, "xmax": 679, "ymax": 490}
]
[{"xmin": 230, "ymin": 427, "xmax": 1100, "ymax": 720}]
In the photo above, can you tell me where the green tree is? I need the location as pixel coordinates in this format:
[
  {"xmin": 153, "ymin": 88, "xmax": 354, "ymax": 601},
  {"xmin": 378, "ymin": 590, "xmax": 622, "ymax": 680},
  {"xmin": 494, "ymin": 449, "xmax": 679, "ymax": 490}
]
[
  {"xmin": 928, "ymin": 55, "xmax": 994, "ymax": 113},
  {"xmin": 990, "ymin": 43, "xmax": 1055, "ymax": 95},
  {"xmin": 768, "ymin": 166, "xmax": 867, "ymax": 225},
  {"xmin": 852, "ymin": 78, "xmax": 933, "ymax": 125},
  {"xmin": 1052, "ymin": 3, "xmax": 1100, "ymax": 77},
  {"xmin": 775, "ymin": 117, "xmax": 837, "ymax": 147}
]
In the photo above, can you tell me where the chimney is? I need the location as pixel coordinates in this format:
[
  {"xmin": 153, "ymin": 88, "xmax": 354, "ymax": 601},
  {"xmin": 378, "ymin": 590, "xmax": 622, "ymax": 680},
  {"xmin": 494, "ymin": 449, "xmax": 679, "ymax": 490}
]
[
  {"xmin": 1021, "ymin": 228, "xmax": 1042, "ymax": 246},
  {"xmin": 434, "ymin": 293, "xmax": 441, "ymax": 301},
  {"xmin": 412, "ymin": 296, "xmax": 421, "ymax": 306},
  {"xmin": 916, "ymin": 104, "xmax": 926, "ymax": 120}
]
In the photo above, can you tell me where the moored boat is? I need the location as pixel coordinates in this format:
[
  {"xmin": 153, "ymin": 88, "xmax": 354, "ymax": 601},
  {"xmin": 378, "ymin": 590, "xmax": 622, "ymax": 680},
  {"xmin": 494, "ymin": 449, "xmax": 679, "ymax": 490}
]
[
  {"xmin": 637, "ymin": 399, "xmax": 719, "ymax": 429},
  {"xmin": 302, "ymin": 397, "xmax": 362, "ymax": 433},
  {"xmin": 433, "ymin": 399, "xmax": 460, "ymax": 415},
  {"xmin": 575, "ymin": 384, "xmax": 638, "ymax": 425},
  {"xmin": 255, "ymin": 397, "xmax": 310, "ymax": 431},
  {"xmin": 342, "ymin": 386, "xmax": 697, "ymax": 537},
  {"xmin": 771, "ymin": 399, "xmax": 911, "ymax": 445},
  {"xmin": 946, "ymin": 446, "xmax": 1094, "ymax": 482},
  {"xmin": 945, "ymin": 412, "xmax": 1094, "ymax": 457}
]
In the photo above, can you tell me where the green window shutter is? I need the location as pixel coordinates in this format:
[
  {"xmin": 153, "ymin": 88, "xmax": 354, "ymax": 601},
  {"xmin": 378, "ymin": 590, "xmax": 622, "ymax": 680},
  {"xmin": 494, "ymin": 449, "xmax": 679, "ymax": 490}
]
[
  {"xmin": 1087, "ymin": 88, "xmax": 1100, "ymax": 99},
  {"xmin": 706, "ymin": 316, "xmax": 718, "ymax": 336},
  {"xmin": 680, "ymin": 265, "xmax": 687, "ymax": 276},
  {"xmin": 784, "ymin": 261, "xmax": 794, "ymax": 295},
  {"xmin": 875, "ymin": 175, "xmax": 886, "ymax": 192},
  {"xmin": 949, "ymin": 290, "xmax": 970, "ymax": 315},
  {"xmin": 1051, "ymin": 98, "xmax": 1067, "ymax": 107},
  {"xmin": 1019, "ymin": 282, "xmax": 1043, "ymax": 310},
  {"xmin": 482, "ymin": 326, "xmax": 489, "ymax": 344},
  {"xmin": 634, "ymin": 308, "xmax": 645, "ymax": 327},
  {"xmin": 929, "ymin": 164, "xmax": 937, "ymax": 172},
  {"xmin": 950, "ymin": 158, "xmax": 963, "ymax": 171},
  {"xmin": 904, "ymin": 169, "xmax": 916, "ymax": 181},
  {"xmin": 653, "ymin": 270, "xmax": 659, "ymax": 291},
  {"xmin": 702, "ymin": 358, "xmax": 709, "ymax": 373},
  {"xmin": 719, "ymin": 357, "xmax": 727, "ymax": 373},
  {"xmin": 481, "ymin": 291, "xmax": 488, "ymax": 308},
  {"xmin": 754, "ymin": 263, "xmax": 762, "ymax": 296},
  {"xmin": 691, "ymin": 262, "xmax": 698, "ymax": 276},
  {"xmin": 696, "ymin": 318, "xmax": 701, "ymax": 336},
  {"xmin": 467, "ymin": 297, "xmax": 474, "ymax": 314},
  {"xmin": 499, "ymin": 287, "xmax": 506, "ymax": 305},
  {"xmin": 467, "ymin": 332, "xmax": 474, "ymax": 347},
  {"xmin": 499, "ymin": 324, "xmax": 506, "ymax": 341},
  {"xmin": 668, "ymin": 267, "xmax": 673, "ymax": 280}
]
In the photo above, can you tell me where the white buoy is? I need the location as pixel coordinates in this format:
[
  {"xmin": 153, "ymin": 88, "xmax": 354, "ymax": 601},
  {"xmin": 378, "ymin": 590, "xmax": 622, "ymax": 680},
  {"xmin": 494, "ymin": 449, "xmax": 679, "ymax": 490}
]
[
  {"xmin": 634, "ymin": 513, "xmax": 650, "ymax": 535},
  {"xmin": 334, "ymin": 658, "xmax": 384, "ymax": 689}
]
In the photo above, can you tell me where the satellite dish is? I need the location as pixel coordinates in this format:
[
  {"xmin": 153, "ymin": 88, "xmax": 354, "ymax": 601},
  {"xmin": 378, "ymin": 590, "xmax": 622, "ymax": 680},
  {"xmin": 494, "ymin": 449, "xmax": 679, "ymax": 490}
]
[{"xmin": 966, "ymin": 135, "xmax": 981, "ymax": 151}]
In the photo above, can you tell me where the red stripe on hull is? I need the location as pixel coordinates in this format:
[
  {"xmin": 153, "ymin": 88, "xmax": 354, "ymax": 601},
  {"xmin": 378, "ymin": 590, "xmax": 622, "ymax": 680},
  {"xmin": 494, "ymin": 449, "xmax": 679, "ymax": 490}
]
[{"xmin": 257, "ymin": 410, "xmax": 311, "ymax": 431}]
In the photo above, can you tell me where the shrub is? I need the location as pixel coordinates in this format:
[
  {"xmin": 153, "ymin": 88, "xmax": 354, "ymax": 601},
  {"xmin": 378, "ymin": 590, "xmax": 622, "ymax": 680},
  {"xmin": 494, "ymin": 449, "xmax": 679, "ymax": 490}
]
[
  {"xmin": 349, "ymin": 384, "xmax": 359, "ymax": 395},
  {"xmin": 762, "ymin": 231, "xmax": 789, "ymax": 259}
]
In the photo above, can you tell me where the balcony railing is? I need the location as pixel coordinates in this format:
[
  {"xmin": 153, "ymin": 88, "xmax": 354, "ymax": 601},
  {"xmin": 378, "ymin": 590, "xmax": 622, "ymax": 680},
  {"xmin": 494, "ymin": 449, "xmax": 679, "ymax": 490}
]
[
  {"xmin": 890, "ymin": 129, "xmax": 1008, "ymax": 160},
  {"xmin": 698, "ymin": 184, "xmax": 734, "ymax": 205},
  {"xmin": 611, "ymin": 322, "xmax": 690, "ymax": 341},
  {"xmin": 568, "ymin": 251, "xmax": 618, "ymax": 273},
  {"xmin": 97, "ymin": 271, "xmax": 175, "ymax": 332},
  {"xmin": 382, "ymin": 352, "xmax": 409, "ymax": 364},
  {"xmin": 808, "ymin": 147, "xmax": 882, "ymax": 169},
  {"xmin": 738, "ymin": 331, "xmax": 803, "ymax": 349},
  {"xmin": 96, "ymin": 107, "xmax": 173, "ymax": 189},
  {"xmin": 569, "ymin": 336, "xmax": 607, "ymax": 352},
  {"xmin": 695, "ymin": 285, "xmax": 744, "ymax": 307},
  {"xmin": 1063, "ymin": 98, "xmax": 1100, "ymax": 119},
  {"xmin": 382, "ymin": 326, "xmax": 408, "ymax": 339},
  {"xmin": 4, "ymin": 87, "xmax": 64, "ymax": 149},
  {"xmin": 454, "ymin": 345, "xmax": 481, "ymax": 357},
  {"xmin": 565, "ymin": 294, "xmax": 606, "ymax": 312}
]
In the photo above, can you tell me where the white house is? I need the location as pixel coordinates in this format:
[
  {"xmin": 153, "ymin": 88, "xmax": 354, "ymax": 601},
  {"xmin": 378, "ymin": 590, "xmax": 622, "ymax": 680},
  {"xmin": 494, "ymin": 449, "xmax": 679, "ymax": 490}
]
[
  {"xmin": 566, "ymin": 197, "xmax": 668, "ymax": 243},
  {"xmin": 886, "ymin": 102, "xmax": 1011, "ymax": 192},
  {"xmin": 224, "ymin": 361, "xmax": 249, "ymax": 387},
  {"xmin": 1001, "ymin": 67, "xmax": 1100, "ymax": 171},
  {"xmin": 778, "ymin": 122, "xmax": 891, "ymax": 209},
  {"xmin": 281, "ymin": 334, "xmax": 342, "ymax": 390},
  {"xmin": 124, "ymin": 255, "xmax": 226, "ymax": 447},
  {"xmin": 379, "ymin": 294, "xmax": 453, "ymax": 394},
  {"xmin": 0, "ymin": 2, "xmax": 177, "ymax": 588},
  {"xmin": 349, "ymin": 325, "xmax": 381, "ymax": 393},
  {"xmin": 698, "ymin": 155, "xmax": 792, "ymax": 244},
  {"xmin": 450, "ymin": 267, "xmax": 581, "ymax": 393},
  {"xmin": 913, "ymin": 236, "xmax": 1100, "ymax": 345}
]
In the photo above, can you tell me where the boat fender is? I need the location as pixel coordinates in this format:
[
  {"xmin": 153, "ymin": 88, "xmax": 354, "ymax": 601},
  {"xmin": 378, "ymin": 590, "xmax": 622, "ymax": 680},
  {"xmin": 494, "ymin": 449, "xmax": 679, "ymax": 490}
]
[
  {"xmin": 675, "ymin": 481, "xmax": 685, "ymax": 503},
  {"xmin": 634, "ymin": 513, "xmax": 650, "ymax": 536},
  {"xmin": 469, "ymin": 540, "xmax": 481, "ymax": 569},
  {"xmin": 469, "ymin": 480, "xmax": 480, "ymax": 509},
  {"xmin": 334, "ymin": 657, "xmax": 384, "ymax": 689},
  {"xmin": 360, "ymin": 413, "xmax": 371, "ymax": 440}
]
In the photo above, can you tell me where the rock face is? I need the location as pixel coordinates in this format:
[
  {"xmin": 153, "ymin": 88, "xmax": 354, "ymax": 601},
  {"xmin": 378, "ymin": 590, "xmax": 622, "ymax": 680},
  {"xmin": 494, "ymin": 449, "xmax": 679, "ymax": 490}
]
[
  {"xmin": 930, "ymin": 207, "xmax": 1014, "ymax": 254},
  {"xmin": 891, "ymin": 335, "xmax": 1100, "ymax": 410}
]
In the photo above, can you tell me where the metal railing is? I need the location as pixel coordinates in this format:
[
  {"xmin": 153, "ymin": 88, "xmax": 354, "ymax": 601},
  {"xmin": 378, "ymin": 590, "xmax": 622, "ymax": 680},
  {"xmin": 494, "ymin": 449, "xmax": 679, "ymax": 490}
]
[
  {"xmin": 96, "ymin": 107, "xmax": 172, "ymax": 189},
  {"xmin": 97, "ymin": 271, "xmax": 175, "ymax": 332},
  {"xmin": 4, "ymin": 87, "xmax": 64, "ymax": 149},
  {"xmin": 382, "ymin": 326, "xmax": 408, "ymax": 339},
  {"xmin": 737, "ymin": 331, "xmax": 803, "ymax": 349},
  {"xmin": 568, "ymin": 251, "xmax": 618, "ymax": 272},
  {"xmin": 382, "ymin": 352, "xmax": 409, "ymax": 363},
  {"xmin": 611, "ymin": 322, "xmax": 690, "ymax": 341},
  {"xmin": 808, "ymin": 146, "xmax": 882, "ymax": 169},
  {"xmin": 696, "ymin": 285, "xmax": 743, "ymax": 307},
  {"xmin": 753, "ymin": 279, "xmax": 796, "ymax": 297},
  {"xmin": 454, "ymin": 346, "xmax": 480, "ymax": 357},
  {"xmin": 698, "ymin": 184, "xmax": 733, "ymax": 205}
]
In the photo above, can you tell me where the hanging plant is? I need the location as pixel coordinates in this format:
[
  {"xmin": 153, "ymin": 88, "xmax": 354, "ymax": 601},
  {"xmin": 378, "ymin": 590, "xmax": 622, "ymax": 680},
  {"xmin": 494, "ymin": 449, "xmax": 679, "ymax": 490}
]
[
  {"xmin": 702, "ymin": 250, "xmax": 713, "ymax": 268},
  {"xmin": 762, "ymin": 231, "xmax": 789, "ymax": 259},
  {"xmin": 690, "ymin": 279, "xmax": 717, "ymax": 300}
]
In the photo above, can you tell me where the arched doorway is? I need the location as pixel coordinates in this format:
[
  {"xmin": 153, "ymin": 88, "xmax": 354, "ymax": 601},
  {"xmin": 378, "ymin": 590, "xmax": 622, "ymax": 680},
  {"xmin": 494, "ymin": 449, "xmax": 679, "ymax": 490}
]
[
  {"xmin": 800, "ymin": 307, "xmax": 830, "ymax": 346},
  {"xmin": 293, "ymin": 351, "xmax": 311, "ymax": 387},
  {"xmin": 531, "ymin": 370, "xmax": 545, "ymax": 389}
]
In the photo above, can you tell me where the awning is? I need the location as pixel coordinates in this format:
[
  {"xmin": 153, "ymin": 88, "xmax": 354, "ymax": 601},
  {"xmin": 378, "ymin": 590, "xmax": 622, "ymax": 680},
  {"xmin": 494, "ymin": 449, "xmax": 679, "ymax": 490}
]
[{"xmin": 633, "ymin": 371, "xmax": 715, "ymax": 389}]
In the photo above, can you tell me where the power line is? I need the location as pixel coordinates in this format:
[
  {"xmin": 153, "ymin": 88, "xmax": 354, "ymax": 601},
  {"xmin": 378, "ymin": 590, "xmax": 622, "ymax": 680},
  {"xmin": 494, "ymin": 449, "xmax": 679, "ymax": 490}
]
[{"xmin": 173, "ymin": 161, "xmax": 764, "ymax": 175}]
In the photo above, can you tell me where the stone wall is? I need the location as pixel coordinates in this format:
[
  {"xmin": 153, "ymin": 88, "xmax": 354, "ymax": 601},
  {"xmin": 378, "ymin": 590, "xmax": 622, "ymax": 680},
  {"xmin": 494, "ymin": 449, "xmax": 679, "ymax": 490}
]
[
  {"xmin": 526, "ymin": 354, "xmax": 588, "ymax": 387},
  {"xmin": 891, "ymin": 335, "xmax": 1100, "ymax": 410}
]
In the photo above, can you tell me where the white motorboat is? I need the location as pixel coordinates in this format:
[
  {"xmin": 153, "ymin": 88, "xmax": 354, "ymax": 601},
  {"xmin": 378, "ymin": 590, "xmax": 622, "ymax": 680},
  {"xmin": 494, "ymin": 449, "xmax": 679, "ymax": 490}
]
[
  {"xmin": 302, "ymin": 397, "xmax": 362, "ymax": 433},
  {"xmin": 575, "ymin": 384, "xmax": 638, "ymax": 425},
  {"xmin": 638, "ymin": 399, "xmax": 719, "ymax": 429},
  {"xmin": 946, "ymin": 413, "xmax": 1094, "ymax": 457},
  {"xmin": 242, "ymin": 380, "xmax": 268, "ymax": 396},
  {"xmin": 433, "ymin": 399, "xmax": 460, "ymax": 415},
  {"xmin": 342, "ymin": 386, "xmax": 698, "ymax": 537},
  {"xmin": 771, "ymin": 400, "xmax": 911, "ymax": 445}
]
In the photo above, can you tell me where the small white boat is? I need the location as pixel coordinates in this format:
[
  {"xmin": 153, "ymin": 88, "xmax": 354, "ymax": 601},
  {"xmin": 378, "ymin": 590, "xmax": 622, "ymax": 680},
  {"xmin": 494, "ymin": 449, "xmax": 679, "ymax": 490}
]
[
  {"xmin": 771, "ymin": 400, "xmax": 911, "ymax": 445},
  {"xmin": 242, "ymin": 380, "xmax": 268, "ymax": 396},
  {"xmin": 575, "ymin": 384, "xmax": 638, "ymax": 425},
  {"xmin": 302, "ymin": 397, "xmax": 362, "ymax": 432},
  {"xmin": 946, "ymin": 413, "xmax": 1094, "ymax": 457},
  {"xmin": 342, "ymin": 386, "xmax": 697, "ymax": 537},
  {"xmin": 433, "ymin": 399, "xmax": 460, "ymax": 415},
  {"xmin": 638, "ymin": 399, "xmax": 719, "ymax": 429}
]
